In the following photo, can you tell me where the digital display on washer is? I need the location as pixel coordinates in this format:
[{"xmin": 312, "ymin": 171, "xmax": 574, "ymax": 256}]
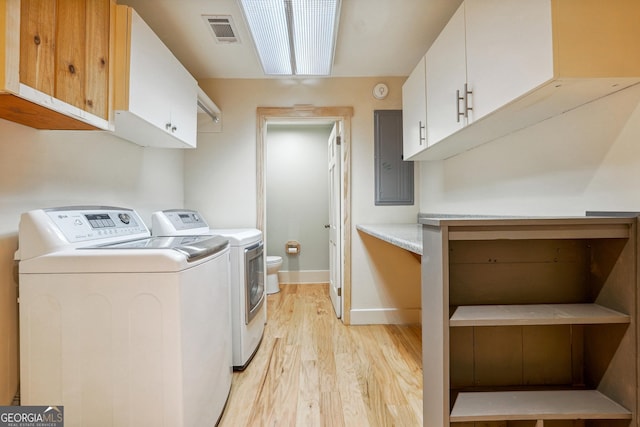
[
  {"xmin": 179, "ymin": 213, "xmax": 194, "ymax": 223},
  {"xmin": 85, "ymin": 213, "xmax": 116, "ymax": 228}
]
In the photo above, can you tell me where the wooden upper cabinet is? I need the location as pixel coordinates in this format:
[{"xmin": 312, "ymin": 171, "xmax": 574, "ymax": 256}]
[
  {"xmin": 84, "ymin": 0, "xmax": 110, "ymax": 119},
  {"xmin": 19, "ymin": 0, "xmax": 55, "ymax": 95},
  {"xmin": 54, "ymin": 0, "xmax": 110, "ymax": 119},
  {"xmin": 0, "ymin": 0, "xmax": 112, "ymax": 130},
  {"xmin": 55, "ymin": 0, "xmax": 87, "ymax": 113}
]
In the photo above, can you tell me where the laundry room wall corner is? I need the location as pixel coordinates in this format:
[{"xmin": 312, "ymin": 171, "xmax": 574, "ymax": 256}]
[
  {"xmin": 0, "ymin": 234, "xmax": 19, "ymax": 405},
  {"xmin": 0, "ymin": 116, "xmax": 187, "ymax": 405}
]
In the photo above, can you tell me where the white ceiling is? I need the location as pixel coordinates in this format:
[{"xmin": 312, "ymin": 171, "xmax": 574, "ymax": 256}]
[{"xmin": 117, "ymin": 0, "xmax": 462, "ymax": 79}]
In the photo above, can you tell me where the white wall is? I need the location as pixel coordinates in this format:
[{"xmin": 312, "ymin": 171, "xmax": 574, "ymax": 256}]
[
  {"xmin": 420, "ymin": 84, "xmax": 640, "ymax": 215},
  {"xmin": 0, "ymin": 121, "xmax": 185, "ymax": 230},
  {"xmin": 266, "ymin": 124, "xmax": 332, "ymax": 274},
  {"xmin": 0, "ymin": 118, "xmax": 185, "ymax": 404},
  {"xmin": 187, "ymin": 77, "xmax": 422, "ymax": 324}
]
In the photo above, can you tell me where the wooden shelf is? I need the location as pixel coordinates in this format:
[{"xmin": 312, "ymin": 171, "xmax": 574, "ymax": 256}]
[
  {"xmin": 450, "ymin": 390, "xmax": 632, "ymax": 422},
  {"xmin": 447, "ymin": 223, "xmax": 631, "ymax": 241},
  {"xmin": 450, "ymin": 303, "xmax": 630, "ymax": 327}
]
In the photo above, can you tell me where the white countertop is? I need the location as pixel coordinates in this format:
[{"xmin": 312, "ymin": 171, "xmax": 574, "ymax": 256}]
[
  {"xmin": 417, "ymin": 212, "xmax": 638, "ymax": 227},
  {"xmin": 357, "ymin": 214, "xmax": 637, "ymax": 256},
  {"xmin": 356, "ymin": 224, "xmax": 422, "ymax": 255}
]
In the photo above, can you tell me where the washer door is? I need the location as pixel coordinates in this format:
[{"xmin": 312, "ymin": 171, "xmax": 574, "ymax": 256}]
[{"xmin": 90, "ymin": 235, "xmax": 229, "ymax": 262}]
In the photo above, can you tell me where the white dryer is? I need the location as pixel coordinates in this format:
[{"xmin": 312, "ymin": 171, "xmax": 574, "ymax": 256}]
[
  {"xmin": 16, "ymin": 206, "xmax": 232, "ymax": 427},
  {"xmin": 152, "ymin": 209, "xmax": 266, "ymax": 370}
]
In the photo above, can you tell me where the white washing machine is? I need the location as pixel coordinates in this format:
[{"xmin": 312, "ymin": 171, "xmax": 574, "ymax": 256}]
[
  {"xmin": 16, "ymin": 206, "xmax": 233, "ymax": 427},
  {"xmin": 152, "ymin": 209, "xmax": 266, "ymax": 370}
]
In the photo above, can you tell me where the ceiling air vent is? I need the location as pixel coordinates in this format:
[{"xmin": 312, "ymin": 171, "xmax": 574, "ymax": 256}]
[{"xmin": 203, "ymin": 15, "xmax": 240, "ymax": 44}]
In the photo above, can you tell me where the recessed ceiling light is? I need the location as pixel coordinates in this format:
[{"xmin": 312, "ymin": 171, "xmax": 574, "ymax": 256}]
[{"xmin": 238, "ymin": 0, "xmax": 341, "ymax": 76}]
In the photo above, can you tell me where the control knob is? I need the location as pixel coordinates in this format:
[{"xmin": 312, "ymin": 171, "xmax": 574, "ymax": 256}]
[{"xmin": 118, "ymin": 213, "xmax": 131, "ymax": 224}]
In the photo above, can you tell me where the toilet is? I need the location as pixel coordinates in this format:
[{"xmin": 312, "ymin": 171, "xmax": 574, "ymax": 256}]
[{"xmin": 266, "ymin": 256, "xmax": 283, "ymax": 294}]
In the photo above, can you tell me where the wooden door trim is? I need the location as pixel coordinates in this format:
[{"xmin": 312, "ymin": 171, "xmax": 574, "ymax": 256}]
[{"xmin": 256, "ymin": 106, "xmax": 353, "ymax": 324}]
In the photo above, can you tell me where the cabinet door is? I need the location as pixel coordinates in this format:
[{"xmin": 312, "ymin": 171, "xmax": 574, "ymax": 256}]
[
  {"xmin": 465, "ymin": 0, "xmax": 554, "ymax": 121},
  {"xmin": 84, "ymin": 0, "xmax": 111, "ymax": 119},
  {"xmin": 56, "ymin": 0, "xmax": 86, "ymax": 111},
  {"xmin": 19, "ymin": 0, "xmax": 56, "ymax": 96},
  {"xmin": 426, "ymin": 3, "xmax": 467, "ymax": 146},
  {"xmin": 402, "ymin": 56, "xmax": 427, "ymax": 160},
  {"xmin": 127, "ymin": 10, "xmax": 172, "ymax": 133},
  {"xmin": 165, "ymin": 51, "xmax": 197, "ymax": 145}
]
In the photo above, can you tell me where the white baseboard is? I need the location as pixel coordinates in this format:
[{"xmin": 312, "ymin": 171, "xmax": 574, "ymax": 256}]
[
  {"xmin": 278, "ymin": 270, "xmax": 329, "ymax": 284},
  {"xmin": 349, "ymin": 308, "xmax": 422, "ymax": 325}
]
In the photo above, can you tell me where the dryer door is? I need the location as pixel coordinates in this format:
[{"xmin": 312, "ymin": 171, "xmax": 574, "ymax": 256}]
[{"xmin": 244, "ymin": 242, "xmax": 265, "ymax": 324}]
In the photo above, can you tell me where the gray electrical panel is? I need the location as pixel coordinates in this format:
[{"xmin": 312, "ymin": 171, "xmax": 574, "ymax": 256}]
[{"xmin": 374, "ymin": 110, "xmax": 414, "ymax": 205}]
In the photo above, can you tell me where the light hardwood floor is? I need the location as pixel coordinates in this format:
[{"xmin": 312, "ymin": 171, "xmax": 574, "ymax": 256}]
[{"xmin": 218, "ymin": 284, "xmax": 423, "ymax": 427}]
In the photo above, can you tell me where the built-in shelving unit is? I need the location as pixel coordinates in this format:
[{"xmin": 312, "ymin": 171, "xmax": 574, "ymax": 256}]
[{"xmin": 420, "ymin": 216, "xmax": 638, "ymax": 427}]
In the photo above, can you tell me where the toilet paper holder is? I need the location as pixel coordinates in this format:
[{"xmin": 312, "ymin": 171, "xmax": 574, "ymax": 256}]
[{"xmin": 285, "ymin": 240, "xmax": 301, "ymax": 255}]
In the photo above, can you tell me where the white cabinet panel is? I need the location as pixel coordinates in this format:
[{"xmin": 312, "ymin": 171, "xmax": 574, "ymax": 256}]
[
  {"xmin": 127, "ymin": 10, "xmax": 172, "ymax": 134},
  {"xmin": 402, "ymin": 56, "xmax": 427, "ymax": 160},
  {"xmin": 425, "ymin": 3, "xmax": 467, "ymax": 147},
  {"xmin": 165, "ymin": 59, "xmax": 198, "ymax": 145},
  {"xmin": 465, "ymin": 0, "xmax": 553, "ymax": 121}
]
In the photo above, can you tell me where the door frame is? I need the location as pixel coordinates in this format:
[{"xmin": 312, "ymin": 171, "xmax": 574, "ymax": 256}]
[{"xmin": 256, "ymin": 106, "xmax": 353, "ymax": 324}]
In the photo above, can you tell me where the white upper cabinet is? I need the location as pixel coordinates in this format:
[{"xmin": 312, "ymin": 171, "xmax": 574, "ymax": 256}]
[
  {"xmin": 112, "ymin": 6, "xmax": 198, "ymax": 149},
  {"xmin": 464, "ymin": 0, "xmax": 553, "ymax": 122},
  {"xmin": 424, "ymin": 3, "xmax": 467, "ymax": 147},
  {"xmin": 408, "ymin": 0, "xmax": 640, "ymax": 161},
  {"xmin": 402, "ymin": 56, "xmax": 427, "ymax": 160}
]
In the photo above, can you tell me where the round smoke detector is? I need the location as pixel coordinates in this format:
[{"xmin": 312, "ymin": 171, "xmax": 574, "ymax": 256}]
[{"xmin": 373, "ymin": 83, "xmax": 389, "ymax": 99}]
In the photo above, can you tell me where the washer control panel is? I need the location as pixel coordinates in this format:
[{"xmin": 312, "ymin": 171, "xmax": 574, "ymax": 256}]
[{"xmin": 45, "ymin": 207, "xmax": 148, "ymax": 243}]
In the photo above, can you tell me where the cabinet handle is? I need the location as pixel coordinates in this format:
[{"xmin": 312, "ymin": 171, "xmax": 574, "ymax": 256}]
[
  {"xmin": 457, "ymin": 84, "xmax": 474, "ymax": 122},
  {"xmin": 171, "ymin": 126, "xmax": 177, "ymax": 133},
  {"xmin": 463, "ymin": 83, "xmax": 473, "ymax": 119},
  {"xmin": 456, "ymin": 89, "xmax": 464, "ymax": 123},
  {"xmin": 419, "ymin": 121, "xmax": 426, "ymax": 145},
  {"xmin": 165, "ymin": 123, "xmax": 172, "ymax": 130}
]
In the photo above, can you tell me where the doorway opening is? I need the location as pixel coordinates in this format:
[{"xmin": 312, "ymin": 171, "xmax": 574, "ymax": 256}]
[{"xmin": 256, "ymin": 106, "xmax": 353, "ymax": 324}]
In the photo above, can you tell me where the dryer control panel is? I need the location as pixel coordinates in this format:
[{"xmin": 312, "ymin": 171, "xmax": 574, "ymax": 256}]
[{"xmin": 152, "ymin": 209, "xmax": 210, "ymax": 235}]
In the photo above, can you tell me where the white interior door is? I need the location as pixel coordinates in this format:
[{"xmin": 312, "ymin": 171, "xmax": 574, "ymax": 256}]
[{"xmin": 328, "ymin": 123, "xmax": 341, "ymax": 318}]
